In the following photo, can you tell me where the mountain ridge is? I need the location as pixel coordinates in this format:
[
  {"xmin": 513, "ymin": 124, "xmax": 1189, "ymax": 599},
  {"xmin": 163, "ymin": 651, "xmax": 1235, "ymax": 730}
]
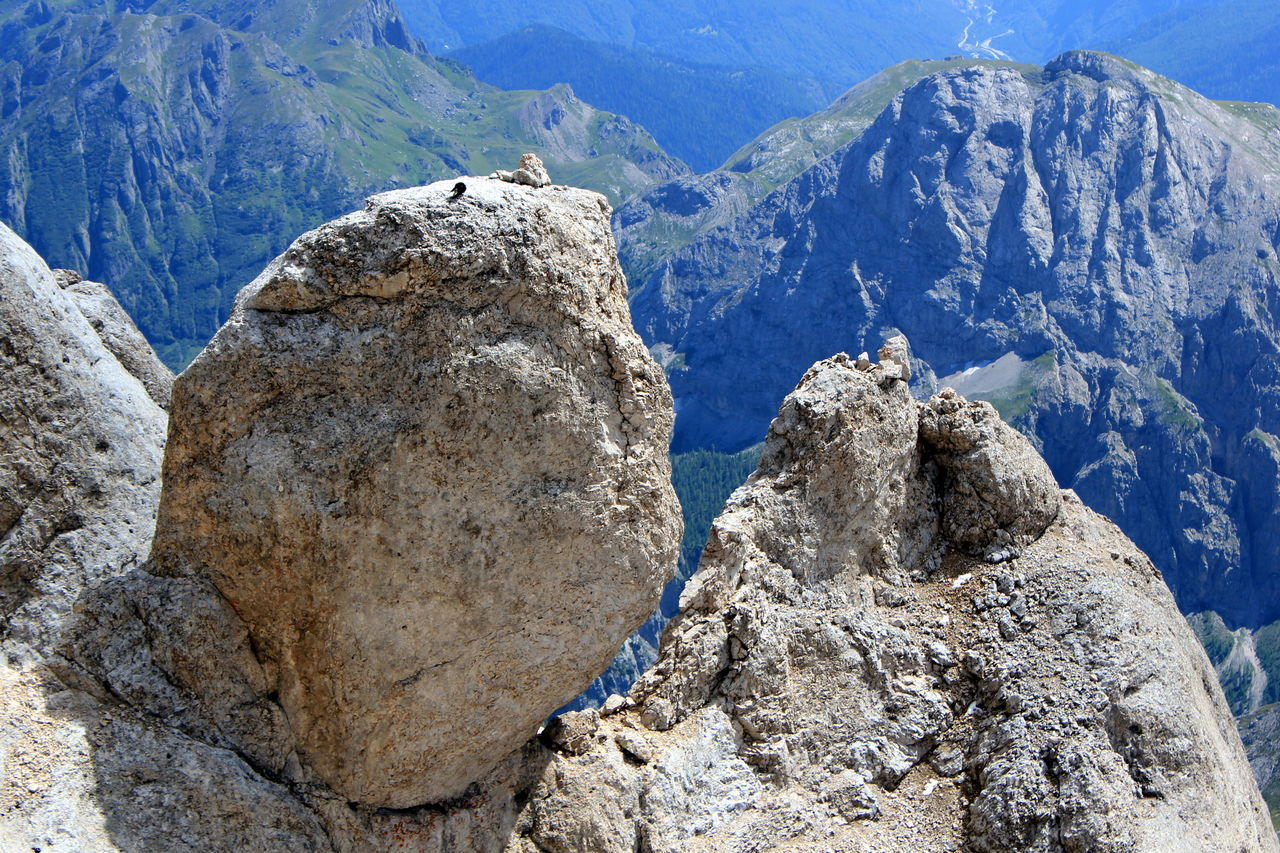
[
  {"xmin": 626, "ymin": 51, "xmax": 1280, "ymax": 633},
  {"xmin": 448, "ymin": 24, "xmax": 836, "ymax": 172},
  {"xmin": 0, "ymin": 0, "xmax": 687, "ymax": 367}
]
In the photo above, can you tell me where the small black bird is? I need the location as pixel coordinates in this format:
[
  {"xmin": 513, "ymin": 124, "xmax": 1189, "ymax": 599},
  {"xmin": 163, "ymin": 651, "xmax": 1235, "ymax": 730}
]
[{"xmin": 448, "ymin": 181, "xmax": 466, "ymax": 200}]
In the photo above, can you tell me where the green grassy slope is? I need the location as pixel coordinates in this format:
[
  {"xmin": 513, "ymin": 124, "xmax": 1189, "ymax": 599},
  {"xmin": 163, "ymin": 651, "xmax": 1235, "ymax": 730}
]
[{"xmin": 0, "ymin": 0, "xmax": 686, "ymax": 368}]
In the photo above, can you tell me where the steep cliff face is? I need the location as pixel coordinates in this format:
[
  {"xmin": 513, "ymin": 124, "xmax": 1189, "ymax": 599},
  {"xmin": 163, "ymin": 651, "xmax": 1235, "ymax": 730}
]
[
  {"xmin": 501, "ymin": 354, "xmax": 1276, "ymax": 853},
  {"xmin": 53, "ymin": 269, "xmax": 174, "ymax": 410},
  {"xmin": 613, "ymin": 59, "xmax": 1037, "ymax": 283},
  {"xmin": 1242, "ymin": 701, "xmax": 1280, "ymax": 829},
  {"xmin": 0, "ymin": 0, "xmax": 686, "ymax": 367},
  {"xmin": 632, "ymin": 51, "xmax": 1280, "ymax": 629}
]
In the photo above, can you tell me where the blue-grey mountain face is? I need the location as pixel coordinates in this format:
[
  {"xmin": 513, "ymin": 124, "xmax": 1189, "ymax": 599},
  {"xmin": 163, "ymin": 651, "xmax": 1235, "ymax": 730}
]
[
  {"xmin": 629, "ymin": 52, "xmax": 1280, "ymax": 629},
  {"xmin": 398, "ymin": 0, "xmax": 1234, "ymax": 90},
  {"xmin": 448, "ymin": 25, "xmax": 836, "ymax": 172}
]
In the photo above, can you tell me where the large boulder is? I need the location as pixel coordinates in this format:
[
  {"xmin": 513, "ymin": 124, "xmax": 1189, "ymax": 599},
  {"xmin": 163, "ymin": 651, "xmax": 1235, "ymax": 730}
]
[
  {"xmin": 918, "ymin": 388, "xmax": 1061, "ymax": 561},
  {"xmin": 148, "ymin": 178, "xmax": 682, "ymax": 807}
]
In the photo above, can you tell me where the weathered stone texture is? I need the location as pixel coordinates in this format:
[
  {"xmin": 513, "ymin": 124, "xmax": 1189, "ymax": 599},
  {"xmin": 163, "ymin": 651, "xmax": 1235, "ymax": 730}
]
[
  {"xmin": 0, "ymin": 222, "xmax": 327, "ymax": 852},
  {"xmin": 0, "ymin": 223, "xmax": 166, "ymax": 653},
  {"xmin": 919, "ymin": 388, "xmax": 1061, "ymax": 560},
  {"xmin": 54, "ymin": 270, "xmax": 175, "ymax": 410},
  {"xmin": 495, "ymin": 354, "xmax": 1277, "ymax": 853},
  {"xmin": 148, "ymin": 178, "xmax": 681, "ymax": 807}
]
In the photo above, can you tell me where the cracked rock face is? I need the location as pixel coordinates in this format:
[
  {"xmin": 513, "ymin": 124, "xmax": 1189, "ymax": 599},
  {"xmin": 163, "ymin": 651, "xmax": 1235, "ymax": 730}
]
[
  {"xmin": 0, "ymin": 223, "xmax": 167, "ymax": 654},
  {"xmin": 148, "ymin": 178, "xmax": 682, "ymax": 808},
  {"xmin": 493, "ymin": 355, "xmax": 1276, "ymax": 853}
]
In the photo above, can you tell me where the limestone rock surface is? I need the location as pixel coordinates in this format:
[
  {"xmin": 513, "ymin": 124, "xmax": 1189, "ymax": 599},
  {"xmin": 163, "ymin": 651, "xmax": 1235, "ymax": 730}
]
[
  {"xmin": 0, "ymin": 655, "xmax": 330, "ymax": 853},
  {"xmin": 53, "ymin": 270, "xmax": 175, "ymax": 410},
  {"xmin": 0, "ymin": 223, "xmax": 166, "ymax": 653},
  {"xmin": 148, "ymin": 178, "xmax": 682, "ymax": 808},
  {"xmin": 493, "ymin": 355, "xmax": 1276, "ymax": 852},
  {"xmin": 920, "ymin": 388, "xmax": 1061, "ymax": 560},
  {"xmin": 0, "ymin": 223, "xmax": 329, "ymax": 852}
]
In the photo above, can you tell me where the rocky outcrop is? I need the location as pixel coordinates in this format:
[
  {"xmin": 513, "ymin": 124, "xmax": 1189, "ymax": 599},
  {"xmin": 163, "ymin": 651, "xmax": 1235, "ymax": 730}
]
[
  {"xmin": 3, "ymin": 172, "xmax": 1274, "ymax": 850},
  {"xmin": 0, "ymin": 222, "xmax": 331, "ymax": 851},
  {"xmin": 0, "ymin": 223, "xmax": 166, "ymax": 651},
  {"xmin": 147, "ymin": 178, "xmax": 681, "ymax": 808},
  {"xmin": 919, "ymin": 389, "xmax": 1060, "ymax": 560},
  {"xmin": 629, "ymin": 52, "xmax": 1280, "ymax": 630},
  {"xmin": 53, "ymin": 269, "xmax": 174, "ymax": 409},
  {"xmin": 499, "ymin": 353, "xmax": 1277, "ymax": 852},
  {"xmin": 491, "ymin": 152, "xmax": 554, "ymax": 187}
]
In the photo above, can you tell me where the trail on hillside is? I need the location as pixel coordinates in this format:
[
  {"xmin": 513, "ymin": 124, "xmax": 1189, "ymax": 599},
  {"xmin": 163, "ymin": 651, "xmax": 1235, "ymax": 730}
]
[{"xmin": 955, "ymin": 0, "xmax": 1015, "ymax": 60}]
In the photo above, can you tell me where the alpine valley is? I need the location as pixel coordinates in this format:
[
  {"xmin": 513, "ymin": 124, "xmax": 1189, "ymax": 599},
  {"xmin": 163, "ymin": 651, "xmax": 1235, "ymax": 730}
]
[{"xmin": 0, "ymin": 0, "xmax": 687, "ymax": 367}]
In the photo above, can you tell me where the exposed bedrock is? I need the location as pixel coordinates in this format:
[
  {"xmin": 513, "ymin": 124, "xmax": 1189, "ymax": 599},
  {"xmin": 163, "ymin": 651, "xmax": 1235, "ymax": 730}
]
[
  {"xmin": 493, "ymin": 353, "xmax": 1277, "ymax": 853},
  {"xmin": 0, "ymin": 223, "xmax": 328, "ymax": 851},
  {"xmin": 0, "ymin": 222, "xmax": 168, "ymax": 654}
]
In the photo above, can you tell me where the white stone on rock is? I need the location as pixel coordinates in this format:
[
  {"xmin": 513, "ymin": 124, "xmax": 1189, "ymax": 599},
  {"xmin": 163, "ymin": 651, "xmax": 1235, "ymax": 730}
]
[{"xmin": 512, "ymin": 152, "xmax": 552, "ymax": 187}]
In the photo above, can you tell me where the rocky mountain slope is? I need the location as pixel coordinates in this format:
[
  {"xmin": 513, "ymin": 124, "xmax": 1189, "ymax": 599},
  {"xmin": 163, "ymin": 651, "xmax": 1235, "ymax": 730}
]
[
  {"xmin": 1243, "ymin": 702, "xmax": 1280, "ymax": 830},
  {"xmin": 397, "ymin": 0, "xmax": 972, "ymax": 85},
  {"xmin": 395, "ymin": 0, "xmax": 1214, "ymax": 91},
  {"xmin": 3, "ymin": 174, "xmax": 1274, "ymax": 851},
  {"xmin": 0, "ymin": 0, "xmax": 685, "ymax": 368},
  {"xmin": 0, "ymin": 221, "xmax": 169, "ymax": 659},
  {"xmin": 630, "ymin": 51, "xmax": 1280, "ymax": 635},
  {"xmin": 614, "ymin": 58, "xmax": 1037, "ymax": 283},
  {"xmin": 449, "ymin": 25, "xmax": 835, "ymax": 172},
  {"xmin": 496, "ymin": 352, "xmax": 1276, "ymax": 853}
]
